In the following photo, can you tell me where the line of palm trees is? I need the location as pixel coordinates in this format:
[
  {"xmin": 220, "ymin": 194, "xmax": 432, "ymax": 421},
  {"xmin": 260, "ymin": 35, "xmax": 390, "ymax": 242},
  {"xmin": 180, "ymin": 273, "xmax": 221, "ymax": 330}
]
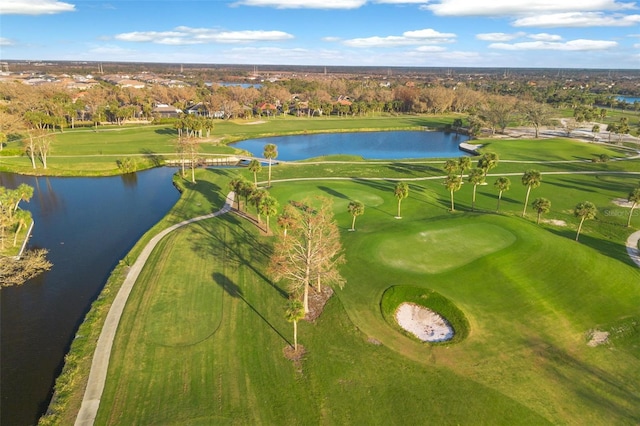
[{"xmin": 441, "ymin": 155, "xmax": 640, "ymax": 242}]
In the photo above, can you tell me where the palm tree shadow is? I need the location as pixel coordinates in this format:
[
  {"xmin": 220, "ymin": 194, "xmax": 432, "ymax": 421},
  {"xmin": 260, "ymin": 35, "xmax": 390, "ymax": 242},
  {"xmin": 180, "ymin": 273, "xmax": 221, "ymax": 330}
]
[
  {"xmin": 318, "ymin": 185, "xmax": 348, "ymax": 199},
  {"xmin": 191, "ymin": 216, "xmax": 288, "ymax": 299},
  {"xmin": 547, "ymin": 227, "xmax": 635, "ymax": 266},
  {"xmin": 213, "ymin": 272, "xmax": 290, "ymax": 345}
]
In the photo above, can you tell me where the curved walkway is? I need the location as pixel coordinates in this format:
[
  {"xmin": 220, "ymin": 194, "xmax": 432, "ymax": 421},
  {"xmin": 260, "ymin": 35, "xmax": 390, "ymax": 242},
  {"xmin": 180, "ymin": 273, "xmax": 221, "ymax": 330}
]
[
  {"xmin": 626, "ymin": 231, "xmax": 640, "ymax": 268},
  {"xmin": 74, "ymin": 192, "xmax": 235, "ymax": 426}
]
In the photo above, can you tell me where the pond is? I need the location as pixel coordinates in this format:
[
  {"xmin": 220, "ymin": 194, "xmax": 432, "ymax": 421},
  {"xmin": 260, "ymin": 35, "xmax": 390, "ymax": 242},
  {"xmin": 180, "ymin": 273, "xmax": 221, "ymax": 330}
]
[
  {"xmin": 232, "ymin": 130, "xmax": 470, "ymax": 161},
  {"xmin": 0, "ymin": 168, "xmax": 180, "ymax": 426}
]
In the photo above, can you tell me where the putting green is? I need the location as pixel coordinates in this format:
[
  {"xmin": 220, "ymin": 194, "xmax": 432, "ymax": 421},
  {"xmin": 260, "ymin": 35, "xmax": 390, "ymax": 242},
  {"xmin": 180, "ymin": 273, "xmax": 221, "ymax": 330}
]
[{"xmin": 376, "ymin": 223, "xmax": 516, "ymax": 274}]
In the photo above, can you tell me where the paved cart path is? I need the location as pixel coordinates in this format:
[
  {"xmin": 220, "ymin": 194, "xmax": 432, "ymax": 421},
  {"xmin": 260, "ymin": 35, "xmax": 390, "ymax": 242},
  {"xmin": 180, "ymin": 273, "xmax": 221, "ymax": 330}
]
[{"xmin": 74, "ymin": 192, "xmax": 234, "ymax": 426}]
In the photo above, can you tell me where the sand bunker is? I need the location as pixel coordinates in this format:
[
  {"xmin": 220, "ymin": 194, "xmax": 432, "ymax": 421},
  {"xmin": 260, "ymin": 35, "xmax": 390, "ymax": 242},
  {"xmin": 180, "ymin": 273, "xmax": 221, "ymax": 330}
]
[
  {"xmin": 587, "ymin": 330, "xmax": 609, "ymax": 347},
  {"xmin": 612, "ymin": 198, "xmax": 635, "ymax": 208},
  {"xmin": 395, "ymin": 303, "xmax": 453, "ymax": 342},
  {"xmin": 541, "ymin": 219, "xmax": 567, "ymax": 226}
]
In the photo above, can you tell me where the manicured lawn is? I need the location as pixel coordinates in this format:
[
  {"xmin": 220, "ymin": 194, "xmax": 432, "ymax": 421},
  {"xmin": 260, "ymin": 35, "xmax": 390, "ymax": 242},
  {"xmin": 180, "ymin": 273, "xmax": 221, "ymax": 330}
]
[
  {"xmin": 33, "ymin": 123, "xmax": 640, "ymax": 424},
  {"xmin": 95, "ymin": 162, "xmax": 640, "ymax": 424}
]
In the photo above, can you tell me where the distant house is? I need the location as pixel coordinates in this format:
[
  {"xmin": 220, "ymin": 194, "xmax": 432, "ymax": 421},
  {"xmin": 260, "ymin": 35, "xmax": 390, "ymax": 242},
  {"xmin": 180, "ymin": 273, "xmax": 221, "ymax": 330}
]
[
  {"xmin": 336, "ymin": 96, "xmax": 352, "ymax": 106},
  {"xmin": 185, "ymin": 103, "xmax": 208, "ymax": 116},
  {"xmin": 185, "ymin": 102, "xmax": 225, "ymax": 118},
  {"xmin": 256, "ymin": 102, "xmax": 278, "ymax": 116},
  {"xmin": 152, "ymin": 103, "xmax": 182, "ymax": 118},
  {"xmin": 117, "ymin": 79, "xmax": 145, "ymax": 89}
]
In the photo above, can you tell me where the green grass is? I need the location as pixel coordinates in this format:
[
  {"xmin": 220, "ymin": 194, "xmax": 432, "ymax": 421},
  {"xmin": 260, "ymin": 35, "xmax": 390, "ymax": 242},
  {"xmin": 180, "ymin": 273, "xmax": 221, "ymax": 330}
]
[
  {"xmin": 89, "ymin": 164, "xmax": 640, "ymax": 425},
  {"xmin": 36, "ymin": 125, "xmax": 640, "ymax": 425}
]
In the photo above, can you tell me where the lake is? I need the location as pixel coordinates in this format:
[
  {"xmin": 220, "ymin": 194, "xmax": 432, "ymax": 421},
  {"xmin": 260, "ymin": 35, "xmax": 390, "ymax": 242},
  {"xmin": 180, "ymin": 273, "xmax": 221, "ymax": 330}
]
[
  {"xmin": 232, "ymin": 130, "xmax": 470, "ymax": 161},
  {"xmin": 616, "ymin": 96, "xmax": 640, "ymax": 104},
  {"xmin": 0, "ymin": 168, "xmax": 180, "ymax": 426}
]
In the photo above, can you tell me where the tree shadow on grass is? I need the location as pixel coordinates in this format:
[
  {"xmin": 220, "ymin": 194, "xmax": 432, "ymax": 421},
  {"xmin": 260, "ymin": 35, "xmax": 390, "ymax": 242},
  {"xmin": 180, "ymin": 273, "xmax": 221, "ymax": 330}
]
[
  {"xmin": 191, "ymin": 216, "xmax": 288, "ymax": 299},
  {"xmin": 528, "ymin": 336, "xmax": 640, "ymax": 421},
  {"xmin": 213, "ymin": 272, "xmax": 291, "ymax": 345},
  {"xmin": 386, "ymin": 162, "xmax": 442, "ymax": 176},
  {"xmin": 140, "ymin": 148, "xmax": 164, "ymax": 167},
  {"xmin": 155, "ymin": 128, "xmax": 176, "ymax": 136},
  {"xmin": 318, "ymin": 185, "xmax": 348, "ymax": 200},
  {"xmin": 547, "ymin": 227, "xmax": 635, "ymax": 267},
  {"xmin": 545, "ymin": 178, "xmax": 599, "ymax": 194}
]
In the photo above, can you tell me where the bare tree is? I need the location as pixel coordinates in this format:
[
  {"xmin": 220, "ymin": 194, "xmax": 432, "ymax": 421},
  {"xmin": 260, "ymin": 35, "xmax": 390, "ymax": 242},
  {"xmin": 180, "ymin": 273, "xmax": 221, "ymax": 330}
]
[{"xmin": 269, "ymin": 198, "xmax": 345, "ymax": 314}]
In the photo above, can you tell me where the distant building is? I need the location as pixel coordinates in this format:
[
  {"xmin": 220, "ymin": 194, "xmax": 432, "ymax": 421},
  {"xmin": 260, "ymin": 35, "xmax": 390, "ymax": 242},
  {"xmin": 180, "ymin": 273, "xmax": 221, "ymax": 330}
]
[{"xmin": 152, "ymin": 103, "xmax": 182, "ymax": 118}]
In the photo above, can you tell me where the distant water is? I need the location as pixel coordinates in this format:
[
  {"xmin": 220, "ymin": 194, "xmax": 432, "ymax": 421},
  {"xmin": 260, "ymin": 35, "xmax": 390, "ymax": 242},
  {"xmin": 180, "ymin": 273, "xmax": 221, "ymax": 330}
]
[
  {"xmin": 232, "ymin": 130, "xmax": 470, "ymax": 161},
  {"xmin": 616, "ymin": 96, "xmax": 640, "ymax": 104}
]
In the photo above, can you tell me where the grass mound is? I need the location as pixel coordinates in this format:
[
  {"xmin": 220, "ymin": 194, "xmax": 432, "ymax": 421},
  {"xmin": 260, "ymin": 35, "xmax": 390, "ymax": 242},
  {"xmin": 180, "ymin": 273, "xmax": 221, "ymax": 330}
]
[{"xmin": 381, "ymin": 286, "xmax": 470, "ymax": 344}]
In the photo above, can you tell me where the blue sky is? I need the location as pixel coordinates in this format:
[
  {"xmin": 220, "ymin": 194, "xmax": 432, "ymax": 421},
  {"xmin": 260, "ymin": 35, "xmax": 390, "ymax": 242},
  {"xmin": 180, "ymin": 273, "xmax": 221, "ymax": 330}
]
[{"xmin": 1, "ymin": 0, "xmax": 639, "ymax": 69}]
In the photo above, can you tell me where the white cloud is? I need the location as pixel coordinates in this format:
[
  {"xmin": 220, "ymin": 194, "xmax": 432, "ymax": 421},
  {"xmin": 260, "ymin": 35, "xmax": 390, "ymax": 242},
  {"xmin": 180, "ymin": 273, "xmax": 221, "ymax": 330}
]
[
  {"xmin": 374, "ymin": 0, "xmax": 431, "ymax": 3},
  {"xmin": 415, "ymin": 45, "xmax": 447, "ymax": 52},
  {"xmin": 0, "ymin": 0, "xmax": 75, "ymax": 15},
  {"xmin": 0, "ymin": 37, "xmax": 15, "ymax": 46},
  {"xmin": 514, "ymin": 12, "xmax": 640, "ymax": 27},
  {"xmin": 342, "ymin": 28, "xmax": 455, "ymax": 47},
  {"xmin": 476, "ymin": 32, "xmax": 526, "ymax": 41},
  {"xmin": 490, "ymin": 39, "xmax": 618, "ymax": 51},
  {"xmin": 423, "ymin": 0, "xmax": 634, "ymax": 16},
  {"xmin": 232, "ymin": 0, "xmax": 366, "ymax": 9},
  {"xmin": 115, "ymin": 27, "xmax": 294, "ymax": 45},
  {"xmin": 527, "ymin": 33, "xmax": 563, "ymax": 41}
]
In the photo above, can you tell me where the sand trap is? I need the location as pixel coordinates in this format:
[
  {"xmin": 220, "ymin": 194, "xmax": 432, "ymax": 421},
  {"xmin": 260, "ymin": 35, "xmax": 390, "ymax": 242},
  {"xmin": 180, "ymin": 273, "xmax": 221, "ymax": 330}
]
[
  {"xmin": 243, "ymin": 120, "xmax": 267, "ymax": 125},
  {"xmin": 612, "ymin": 198, "xmax": 635, "ymax": 208},
  {"xmin": 395, "ymin": 303, "xmax": 454, "ymax": 342},
  {"xmin": 541, "ymin": 219, "xmax": 567, "ymax": 226},
  {"xmin": 587, "ymin": 330, "xmax": 609, "ymax": 347}
]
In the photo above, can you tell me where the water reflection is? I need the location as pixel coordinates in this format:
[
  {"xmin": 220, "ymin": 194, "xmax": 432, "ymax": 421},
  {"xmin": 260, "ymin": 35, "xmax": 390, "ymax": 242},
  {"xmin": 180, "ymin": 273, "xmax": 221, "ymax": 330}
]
[
  {"xmin": 0, "ymin": 168, "xmax": 179, "ymax": 426},
  {"xmin": 232, "ymin": 130, "xmax": 470, "ymax": 161}
]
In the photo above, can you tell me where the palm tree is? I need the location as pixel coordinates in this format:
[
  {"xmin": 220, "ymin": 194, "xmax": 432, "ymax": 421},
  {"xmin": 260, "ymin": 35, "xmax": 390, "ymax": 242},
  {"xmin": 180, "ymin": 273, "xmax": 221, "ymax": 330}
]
[
  {"xmin": 13, "ymin": 183, "xmax": 34, "ymax": 212},
  {"xmin": 277, "ymin": 204, "xmax": 296, "ymax": 238},
  {"xmin": 248, "ymin": 159, "xmax": 262, "ymax": 186},
  {"xmin": 12, "ymin": 209, "xmax": 31, "ymax": 247},
  {"xmin": 494, "ymin": 177, "xmax": 511, "ymax": 212},
  {"xmin": 263, "ymin": 143, "xmax": 278, "ymax": 187},
  {"xmin": 285, "ymin": 298, "xmax": 305, "ymax": 351},
  {"xmin": 457, "ymin": 156, "xmax": 472, "ymax": 180},
  {"xmin": 532, "ymin": 197, "xmax": 551, "ymax": 224},
  {"xmin": 521, "ymin": 169, "xmax": 542, "ymax": 217},
  {"xmin": 259, "ymin": 195, "xmax": 279, "ymax": 233},
  {"xmin": 626, "ymin": 187, "xmax": 640, "ymax": 227},
  {"xmin": 467, "ymin": 167, "xmax": 485, "ymax": 211},
  {"xmin": 574, "ymin": 201, "xmax": 597, "ymax": 241},
  {"xmin": 347, "ymin": 201, "xmax": 364, "ymax": 231},
  {"xmin": 591, "ymin": 124, "xmax": 600, "ymax": 141},
  {"xmin": 477, "ymin": 152, "xmax": 499, "ymax": 177},
  {"xmin": 444, "ymin": 174, "xmax": 462, "ymax": 212},
  {"xmin": 393, "ymin": 182, "xmax": 409, "ymax": 218},
  {"xmin": 443, "ymin": 159, "xmax": 459, "ymax": 176},
  {"xmin": 249, "ymin": 188, "xmax": 267, "ymax": 223},
  {"xmin": 228, "ymin": 176, "xmax": 244, "ymax": 210}
]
